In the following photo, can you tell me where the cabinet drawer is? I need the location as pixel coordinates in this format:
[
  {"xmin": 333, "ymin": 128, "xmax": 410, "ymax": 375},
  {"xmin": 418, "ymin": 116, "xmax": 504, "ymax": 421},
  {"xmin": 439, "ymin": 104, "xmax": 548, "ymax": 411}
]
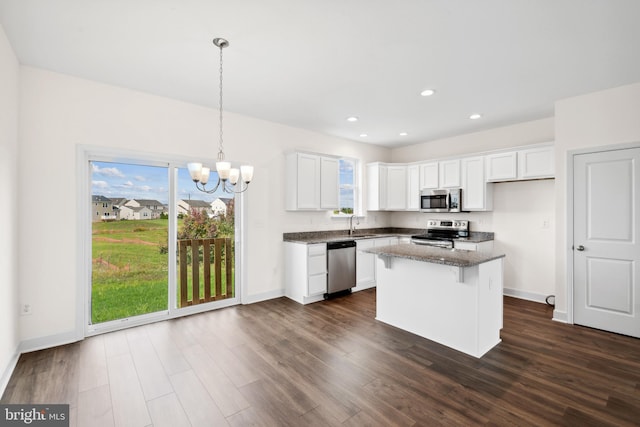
[
  {"xmin": 308, "ymin": 254, "xmax": 327, "ymax": 275},
  {"xmin": 308, "ymin": 273, "xmax": 327, "ymax": 296},
  {"xmin": 308, "ymin": 244, "xmax": 326, "ymax": 256}
]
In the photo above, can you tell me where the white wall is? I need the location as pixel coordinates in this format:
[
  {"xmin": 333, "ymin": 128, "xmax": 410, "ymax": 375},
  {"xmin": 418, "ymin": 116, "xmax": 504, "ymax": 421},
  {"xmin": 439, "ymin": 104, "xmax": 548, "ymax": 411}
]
[
  {"xmin": 554, "ymin": 82, "xmax": 640, "ymax": 320},
  {"xmin": 17, "ymin": 66, "xmax": 391, "ymax": 343},
  {"xmin": 390, "ymin": 118, "xmax": 556, "ymax": 301},
  {"xmin": 0, "ymin": 24, "xmax": 20, "ymax": 392}
]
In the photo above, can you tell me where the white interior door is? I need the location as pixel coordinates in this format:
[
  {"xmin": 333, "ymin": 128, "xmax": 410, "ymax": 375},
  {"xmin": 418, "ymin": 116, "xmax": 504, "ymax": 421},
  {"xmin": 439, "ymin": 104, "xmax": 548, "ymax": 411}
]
[{"xmin": 573, "ymin": 148, "xmax": 640, "ymax": 337}]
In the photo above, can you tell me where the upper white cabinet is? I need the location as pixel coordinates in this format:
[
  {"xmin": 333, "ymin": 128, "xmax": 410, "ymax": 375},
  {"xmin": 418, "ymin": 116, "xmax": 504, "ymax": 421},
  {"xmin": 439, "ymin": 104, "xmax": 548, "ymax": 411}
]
[
  {"xmin": 367, "ymin": 163, "xmax": 407, "ymax": 211},
  {"xmin": 419, "ymin": 162, "xmax": 439, "ymax": 189},
  {"xmin": 486, "ymin": 144, "xmax": 554, "ymax": 182},
  {"xmin": 320, "ymin": 156, "xmax": 339, "ymax": 209},
  {"xmin": 461, "ymin": 156, "xmax": 493, "ymax": 211},
  {"xmin": 286, "ymin": 152, "xmax": 339, "ymax": 211},
  {"xmin": 486, "ymin": 152, "xmax": 517, "ymax": 182},
  {"xmin": 518, "ymin": 145, "xmax": 554, "ymax": 180},
  {"xmin": 439, "ymin": 159, "xmax": 461, "ymax": 188},
  {"xmin": 406, "ymin": 164, "xmax": 420, "ymax": 211}
]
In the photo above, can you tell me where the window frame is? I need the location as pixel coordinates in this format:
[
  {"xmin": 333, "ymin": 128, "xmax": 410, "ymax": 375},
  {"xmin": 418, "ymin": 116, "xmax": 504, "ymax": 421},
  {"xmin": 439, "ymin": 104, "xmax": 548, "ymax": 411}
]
[
  {"xmin": 332, "ymin": 156, "xmax": 362, "ymax": 217},
  {"xmin": 76, "ymin": 145, "xmax": 244, "ymax": 338}
]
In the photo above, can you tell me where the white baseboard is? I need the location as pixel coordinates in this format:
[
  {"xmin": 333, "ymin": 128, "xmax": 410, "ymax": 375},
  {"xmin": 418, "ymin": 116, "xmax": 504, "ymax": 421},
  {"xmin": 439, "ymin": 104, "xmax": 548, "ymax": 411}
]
[
  {"xmin": 552, "ymin": 309, "xmax": 568, "ymax": 323},
  {"xmin": 503, "ymin": 287, "xmax": 550, "ymax": 304},
  {"xmin": 18, "ymin": 329, "xmax": 82, "ymax": 354},
  {"xmin": 242, "ymin": 288, "xmax": 285, "ymax": 305},
  {"xmin": 1, "ymin": 347, "xmax": 20, "ymax": 398}
]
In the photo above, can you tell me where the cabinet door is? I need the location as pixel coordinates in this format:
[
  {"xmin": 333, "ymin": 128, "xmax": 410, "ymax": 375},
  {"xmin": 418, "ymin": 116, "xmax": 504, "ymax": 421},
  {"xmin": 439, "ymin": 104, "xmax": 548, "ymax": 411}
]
[
  {"xmin": 356, "ymin": 239, "xmax": 376, "ymax": 285},
  {"xmin": 386, "ymin": 165, "xmax": 407, "ymax": 210},
  {"xmin": 462, "ymin": 156, "xmax": 492, "ymax": 211},
  {"xmin": 296, "ymin": 153, "xmax": 320, "ymax": 209},
  {"xmin": 419, "ymin": 162, "xmax": 439, "ymax": 189},
  {"xmin": 486, "ymin": 151, "xmax": 517, "ymax": 182},
  {"xmin": 439, "ymin": 159, "xmax": 461, "ymax": 188},
  {"xmin": 518, "ymin": 145, "xmax": 554, "ymax": 179},
  {"xmin": 307, "ymin": 273, "xmax": 327, "ymax": 296},
  {"xmin": 320, "ymin": 157, "xmax": 339, "ymax": 209},
  {"xmin": 406, "ymin": 165, "xmax": 420, "ymax": 211}
]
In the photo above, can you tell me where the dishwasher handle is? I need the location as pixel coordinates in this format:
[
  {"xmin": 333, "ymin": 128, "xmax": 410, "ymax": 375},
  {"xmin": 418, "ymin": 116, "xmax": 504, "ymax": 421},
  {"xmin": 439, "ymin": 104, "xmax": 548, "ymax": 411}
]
[{"xmin": 327, "ymin": 240, "xmax": 356, "ymax": 250}]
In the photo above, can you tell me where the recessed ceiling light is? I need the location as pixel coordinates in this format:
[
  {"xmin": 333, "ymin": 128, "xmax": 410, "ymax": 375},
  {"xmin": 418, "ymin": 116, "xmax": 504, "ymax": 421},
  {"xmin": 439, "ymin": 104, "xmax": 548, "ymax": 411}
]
[
  {"xmin": 359, "ymin": 133, "xmax": 368, "ymax": 138},
  {"xmin": 469, "ymin": 113, "xmax": 482, "ymax": 120},
  {"xmin": 346, "ymin": 116, "xmax": 359, "ymax": 122},
  {"xmin": 420, "ymin": 89, "xmax": 435, "ymax": 97},
  {"xmin": 399, "ymin": 132, "xmax": 408, "ymax": 136}
]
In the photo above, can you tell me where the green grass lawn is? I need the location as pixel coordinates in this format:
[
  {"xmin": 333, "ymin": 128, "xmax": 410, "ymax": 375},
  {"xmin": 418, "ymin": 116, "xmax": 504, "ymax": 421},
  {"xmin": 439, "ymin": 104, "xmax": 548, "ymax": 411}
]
[{"xmin": 91, "ymin": 218, "xmax": 234, "ymax": 324}]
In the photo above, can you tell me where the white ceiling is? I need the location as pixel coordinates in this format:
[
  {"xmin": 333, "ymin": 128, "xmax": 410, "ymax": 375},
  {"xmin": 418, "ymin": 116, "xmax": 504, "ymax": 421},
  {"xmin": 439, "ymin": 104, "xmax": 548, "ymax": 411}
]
[{"xmin": 2, "ymin": 0, "xmax": 640, "ymax": 148}]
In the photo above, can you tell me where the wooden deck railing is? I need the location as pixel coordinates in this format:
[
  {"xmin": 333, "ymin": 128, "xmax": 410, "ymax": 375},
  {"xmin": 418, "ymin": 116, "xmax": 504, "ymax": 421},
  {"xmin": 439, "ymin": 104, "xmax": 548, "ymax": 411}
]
[{"xmin": 178, "ymin": 238, "xmax": 234, "ymax": 307}]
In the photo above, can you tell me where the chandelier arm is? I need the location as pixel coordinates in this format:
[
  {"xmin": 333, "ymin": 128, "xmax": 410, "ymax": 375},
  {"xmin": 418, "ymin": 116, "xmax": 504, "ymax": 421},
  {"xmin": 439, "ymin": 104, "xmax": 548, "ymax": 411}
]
[{"xmin": 195, "ymin": 180, "xmax": 222, "ymax": 194}]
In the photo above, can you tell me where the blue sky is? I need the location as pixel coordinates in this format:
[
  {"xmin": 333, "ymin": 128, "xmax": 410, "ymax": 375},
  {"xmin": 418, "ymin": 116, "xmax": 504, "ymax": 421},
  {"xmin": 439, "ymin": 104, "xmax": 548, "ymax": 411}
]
[{"xmin": 91, "ymin": 161, "xmax": 231, "ymax": 204}]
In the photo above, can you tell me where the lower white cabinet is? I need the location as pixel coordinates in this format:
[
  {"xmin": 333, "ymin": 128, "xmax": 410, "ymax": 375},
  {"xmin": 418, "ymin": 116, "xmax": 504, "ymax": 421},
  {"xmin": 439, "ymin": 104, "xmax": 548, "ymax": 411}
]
[
  {"xmin": 454, "ymin": 240, "xmax": 494, "ymax": 254},
  {"xmin": 284, "ymin": 242, "xmax": 327, "ymax": 304},
  {"xmin": 354, "ymin": 237, "xmax": 399, "ymax": 291}
]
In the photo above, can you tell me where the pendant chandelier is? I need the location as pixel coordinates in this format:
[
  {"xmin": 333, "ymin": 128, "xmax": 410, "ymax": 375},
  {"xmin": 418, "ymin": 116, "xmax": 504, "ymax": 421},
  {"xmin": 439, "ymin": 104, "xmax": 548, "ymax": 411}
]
[{"xmin": 187, "ymin": 38, "xmax": 253, "ymax": 194}]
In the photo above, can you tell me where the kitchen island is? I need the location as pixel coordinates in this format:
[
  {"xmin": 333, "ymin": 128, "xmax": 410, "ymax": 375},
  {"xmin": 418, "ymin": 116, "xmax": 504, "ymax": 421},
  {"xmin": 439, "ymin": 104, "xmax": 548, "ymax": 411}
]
[{"xmin": 365, "ymin": 244, "xmax": 505, "ymax": 358}]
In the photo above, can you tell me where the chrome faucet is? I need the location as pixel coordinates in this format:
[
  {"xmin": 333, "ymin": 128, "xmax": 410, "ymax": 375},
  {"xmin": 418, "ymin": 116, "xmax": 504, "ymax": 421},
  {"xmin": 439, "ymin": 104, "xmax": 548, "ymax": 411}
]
[{"xmin": 349, "ymin": 214, "xmax": 357, "ymax": 235}]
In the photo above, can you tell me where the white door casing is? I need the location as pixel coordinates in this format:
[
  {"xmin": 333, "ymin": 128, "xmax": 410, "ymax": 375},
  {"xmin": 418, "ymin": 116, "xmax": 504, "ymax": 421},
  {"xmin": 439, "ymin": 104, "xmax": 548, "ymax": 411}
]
[{"xmin": 573, "ymin": 147, "xmax": 640, "ymax": 338}]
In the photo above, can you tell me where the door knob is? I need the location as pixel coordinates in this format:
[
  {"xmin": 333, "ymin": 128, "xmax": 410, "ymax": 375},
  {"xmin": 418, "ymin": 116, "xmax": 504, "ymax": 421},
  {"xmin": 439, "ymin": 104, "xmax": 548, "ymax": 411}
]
[{"xmin": 576, "ymin": 245, "xmax": 585, "ymax": 251}]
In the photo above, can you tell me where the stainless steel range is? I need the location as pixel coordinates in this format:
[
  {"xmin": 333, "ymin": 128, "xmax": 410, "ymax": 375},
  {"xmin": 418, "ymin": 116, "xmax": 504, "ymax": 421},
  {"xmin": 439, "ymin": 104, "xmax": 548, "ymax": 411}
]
[{"xmin": 411, "ymin": 219, "xmax": 469, "ymax": 248}]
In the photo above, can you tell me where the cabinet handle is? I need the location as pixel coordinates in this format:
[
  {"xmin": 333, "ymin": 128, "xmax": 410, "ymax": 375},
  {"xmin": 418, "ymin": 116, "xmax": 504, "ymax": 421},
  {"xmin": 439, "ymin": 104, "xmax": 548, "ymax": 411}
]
[{"xmin": 576, "ymin": 245, "xmax": 585, "ymax": 251}]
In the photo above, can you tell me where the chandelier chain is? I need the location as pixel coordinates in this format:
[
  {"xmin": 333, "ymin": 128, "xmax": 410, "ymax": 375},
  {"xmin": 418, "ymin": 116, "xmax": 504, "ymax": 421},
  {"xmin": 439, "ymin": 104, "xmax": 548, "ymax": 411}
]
[{"xmin": 218, "ymin": 43, "xmax": 224, "ymax": 161}]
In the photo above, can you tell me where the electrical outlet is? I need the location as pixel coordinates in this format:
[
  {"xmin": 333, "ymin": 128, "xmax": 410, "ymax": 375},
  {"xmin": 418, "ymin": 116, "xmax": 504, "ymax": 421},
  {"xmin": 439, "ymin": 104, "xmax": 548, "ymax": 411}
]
[
  {"xmin": 21, "ymin": 303, "xmax": 32, "ymax": 316},
  {"xmin": 542, "ymin": 219, "xmax": 550, "ymax": 229}
]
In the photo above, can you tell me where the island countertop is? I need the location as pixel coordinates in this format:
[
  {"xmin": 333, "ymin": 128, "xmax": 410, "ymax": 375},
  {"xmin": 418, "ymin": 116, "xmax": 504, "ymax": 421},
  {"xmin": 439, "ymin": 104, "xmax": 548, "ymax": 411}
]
[{"xmin": 364, "ymin": 243, "xmax": 505, "ymax": 268}]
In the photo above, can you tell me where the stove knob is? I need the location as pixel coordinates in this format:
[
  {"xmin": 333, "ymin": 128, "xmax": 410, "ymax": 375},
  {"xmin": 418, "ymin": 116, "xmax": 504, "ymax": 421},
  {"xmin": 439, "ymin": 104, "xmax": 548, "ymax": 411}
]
[{"xmin": 453, "ymin": 221, "xmax": 459, "ymax": 227}]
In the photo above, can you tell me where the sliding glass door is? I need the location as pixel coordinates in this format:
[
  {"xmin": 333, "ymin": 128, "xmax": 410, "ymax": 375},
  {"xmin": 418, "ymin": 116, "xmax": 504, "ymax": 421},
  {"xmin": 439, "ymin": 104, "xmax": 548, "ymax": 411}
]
[{"xmin": 86, "ymin": 154, "xmax": 239, "ymax": 334}]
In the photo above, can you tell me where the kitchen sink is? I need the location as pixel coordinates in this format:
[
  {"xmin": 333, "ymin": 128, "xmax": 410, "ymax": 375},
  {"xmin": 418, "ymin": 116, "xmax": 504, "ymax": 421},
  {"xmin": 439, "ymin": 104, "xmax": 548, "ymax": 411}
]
[{"xmin": 351, "ymin": 233, "xmax": 378, "ymax": 238}]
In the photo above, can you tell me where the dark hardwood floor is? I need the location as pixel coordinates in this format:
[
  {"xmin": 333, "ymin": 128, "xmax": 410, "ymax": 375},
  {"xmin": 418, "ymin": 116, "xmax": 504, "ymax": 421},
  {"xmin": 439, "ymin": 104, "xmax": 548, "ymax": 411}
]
[{"xmin": 3, "ymin": 290, "xmax": 640, "ymax": 426}]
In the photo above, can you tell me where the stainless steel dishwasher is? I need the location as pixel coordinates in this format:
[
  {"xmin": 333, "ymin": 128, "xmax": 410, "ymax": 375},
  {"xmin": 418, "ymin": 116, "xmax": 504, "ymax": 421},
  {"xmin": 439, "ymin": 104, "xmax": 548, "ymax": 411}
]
[{"xmin": 326, "ymin": 240, "xmax": 356, "ymax": 296}]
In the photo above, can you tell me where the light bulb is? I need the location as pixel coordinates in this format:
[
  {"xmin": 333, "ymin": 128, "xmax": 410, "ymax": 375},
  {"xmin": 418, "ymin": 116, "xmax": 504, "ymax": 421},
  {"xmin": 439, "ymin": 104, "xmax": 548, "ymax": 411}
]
[
  {"xmin": 200, "ymin": 167, "xmax": 210, "ymax": 185},
  {"xmin": 216, "ymin": 161, "xmax": 231, "ymax": 180},
  {"xmin": 187, "ymin": 163, "xmax": 203, "ymax": 182},
  {"xmin": 241, "ymin": 165, "xmax": 254, "ymax": 183},
  {"xmin": 229, "ymin": 168, "xmax": 240, "ymax": 185}
]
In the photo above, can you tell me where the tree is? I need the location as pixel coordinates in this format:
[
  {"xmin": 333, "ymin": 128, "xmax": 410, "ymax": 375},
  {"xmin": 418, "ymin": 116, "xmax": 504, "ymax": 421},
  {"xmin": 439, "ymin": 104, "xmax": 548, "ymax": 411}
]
[{"xmin": 177, "ymin": 209, "xmax": 217, "ymax": 239}]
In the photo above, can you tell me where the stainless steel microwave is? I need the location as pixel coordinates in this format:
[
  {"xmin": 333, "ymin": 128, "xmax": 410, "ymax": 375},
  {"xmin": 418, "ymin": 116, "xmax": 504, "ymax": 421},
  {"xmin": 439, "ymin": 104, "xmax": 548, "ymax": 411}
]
[{"xmin": 420, "ymin": 189, "xmax": 462, "ymax": 213}]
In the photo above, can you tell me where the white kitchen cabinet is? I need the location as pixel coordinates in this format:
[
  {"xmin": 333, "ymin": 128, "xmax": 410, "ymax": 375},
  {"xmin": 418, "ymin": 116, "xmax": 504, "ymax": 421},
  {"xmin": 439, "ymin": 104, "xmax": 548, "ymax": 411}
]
[
  {"xmin": 419, "ymin": 162, "xmax": 439, "ymax": 190},
  {"xmin": 353, "ymin": 236, "xmax": 400, "ymax": 292},
  {"xmin": 355, "ymin": 239, "xmax": 376, "ymax": 290},
  {"xmin": 439, "ymin": 159, "xmax": 461, "ymax": 188},
  {"xmin": 407, "ymin": 165, "xmax": 420, "ymax": 211},
  {"xmin": 454, "ymin": 240, "xmax": 494, "ymax": 254},
  {"xmin": 461, "ymin": 156, "xmax": 493, "ymax": 211},
  {"xmin": 284, "ymin": 242, "xmax": 327, "ymax": 304},
  {"xmin": 386, "ymin": 166, "xmax": 407, "ymax": 210},
  {"xmin": 320, "ymin": 156, "xmax": 339, "ymax": 209},
  {"xmin": 485, "ymin": 144, "xmax": 555, "ymax": 182},
  {"xmin": 486, "ymin": 151, "xmax": 517, "ymax": 182},
  {"xmin": 518, "ymin": 145, "xmax": 554, "ymax": 179},
  {"xmin": 367, "ymin": 163, "xmax": 407, "ymax": 211},
  {"xmin": 286, "ymin": 152, "xmax": 339, "ymax": 211}
]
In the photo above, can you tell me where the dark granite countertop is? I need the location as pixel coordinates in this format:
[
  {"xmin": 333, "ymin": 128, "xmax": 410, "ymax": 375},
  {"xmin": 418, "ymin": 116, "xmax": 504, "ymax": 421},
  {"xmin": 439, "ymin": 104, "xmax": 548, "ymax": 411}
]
[
  {"xmin": 283, "ymin": 228, "xmax": 494, "ymax": 244},
  {"xmin": 364, "ymin": 243, "xmax": 505, "ymax": 267}
]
